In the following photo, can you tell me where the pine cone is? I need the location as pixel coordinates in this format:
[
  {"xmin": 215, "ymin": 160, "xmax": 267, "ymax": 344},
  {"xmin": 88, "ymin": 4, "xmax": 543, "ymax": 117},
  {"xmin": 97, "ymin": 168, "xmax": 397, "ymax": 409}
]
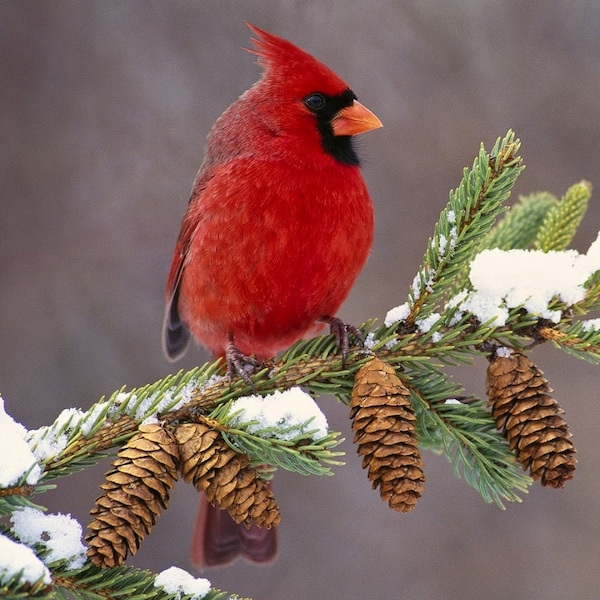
[
  {"xmin": 486, "ymin": 349, "xmax": 576, "ymax": 488},
  {"xmin": 350, "ymin": 357, "xmax": 425, "ymax": 512},
  {"xmin": 175, "ymin": 422, "xmax": 280, "ymax": 528},
  {"xmin": 86, "ymin": 423, "xmax": 179, "ymax": 568}
]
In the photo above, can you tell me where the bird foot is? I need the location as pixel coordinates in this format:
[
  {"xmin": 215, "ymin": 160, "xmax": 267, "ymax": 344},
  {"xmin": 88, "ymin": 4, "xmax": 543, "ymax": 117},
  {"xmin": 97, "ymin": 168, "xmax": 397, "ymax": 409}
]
[
  {"xmin": 321, "ymin": 315, "xmax": 364, "ymax": 366},
  {"xmin": 226, "ymin": 338, "xmax": 260, "ymax": 390}
]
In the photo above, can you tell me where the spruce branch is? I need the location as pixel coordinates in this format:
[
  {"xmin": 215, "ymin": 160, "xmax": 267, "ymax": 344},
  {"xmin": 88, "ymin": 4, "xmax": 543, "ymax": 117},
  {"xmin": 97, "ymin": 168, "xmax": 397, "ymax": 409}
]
[
  {"xmin": 400, "ymin": 361, "xmax": 531, "ymax": 507},
  {"xmin": 408, "ymin": 129, "xmax": 524, "ymax": 320},
  {"xmin": 433, "ymin": 397, "xmax": 530, "ymax": 506},
  {"xmin": 220, "ymin": 427, "xmax": 344, "ymax": 477},
  {"xmin": 51, "ymin": 563, "xmax": 247, "ymax": 600},
  {"xmin": 1, "ymin": 131, "xmax": 598, "ymax": 599},
  {"xmin": 480, "ymin": 190, "xmax": 558, "ymax": 251},
  {"xmin": 27, "ymin": 365, "xmax": 224, "ymax": 481},
  {"xmin": 538, "ymin": 321, "xmax": 600, "ymax": 364},
  {"xmin": 535, "ymin": 180, "xmax": 592, "ymax": 251},
  {"xmin": 574, "ymin": 270, "xmax": 600, "ymax": 313}
]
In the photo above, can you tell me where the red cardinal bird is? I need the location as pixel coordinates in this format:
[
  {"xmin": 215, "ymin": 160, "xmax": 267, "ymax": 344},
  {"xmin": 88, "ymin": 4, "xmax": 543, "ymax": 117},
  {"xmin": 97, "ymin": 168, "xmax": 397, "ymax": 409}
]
[{"xmin": 163, "ymin": 24, "xmax": 381, "ymax": 568}]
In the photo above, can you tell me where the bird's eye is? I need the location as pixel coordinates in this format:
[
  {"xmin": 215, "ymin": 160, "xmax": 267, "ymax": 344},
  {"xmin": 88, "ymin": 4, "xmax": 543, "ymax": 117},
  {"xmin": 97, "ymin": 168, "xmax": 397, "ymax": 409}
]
[{"xmin": 304, "ymin": 93, "xmax": 326, "ymax": 112}]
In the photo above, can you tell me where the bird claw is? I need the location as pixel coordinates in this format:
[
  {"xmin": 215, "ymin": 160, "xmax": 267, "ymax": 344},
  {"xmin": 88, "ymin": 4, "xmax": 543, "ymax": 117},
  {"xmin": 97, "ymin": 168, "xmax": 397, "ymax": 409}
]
[
  {"xmin": 321, "ymin": 316, "xmax": 364, "ymax": 366},
  {"xmin": 226, "ymin": 338, "xmax": 260, "ymax": 390}
]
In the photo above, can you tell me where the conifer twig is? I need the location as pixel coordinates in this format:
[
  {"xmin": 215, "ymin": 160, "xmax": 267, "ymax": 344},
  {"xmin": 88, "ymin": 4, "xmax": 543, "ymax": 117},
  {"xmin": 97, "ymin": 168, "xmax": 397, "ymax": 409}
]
[{"xmin": 1, "ymin": 131, "xmax": 598, "ymax": 600}]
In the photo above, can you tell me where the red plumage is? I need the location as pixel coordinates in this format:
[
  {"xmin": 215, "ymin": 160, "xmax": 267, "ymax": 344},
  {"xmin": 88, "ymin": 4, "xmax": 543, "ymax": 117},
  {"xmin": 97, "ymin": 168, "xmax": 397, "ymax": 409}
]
[{"xmin": 163, "ymin": 24, "xmax": 381, "ymax": 568}]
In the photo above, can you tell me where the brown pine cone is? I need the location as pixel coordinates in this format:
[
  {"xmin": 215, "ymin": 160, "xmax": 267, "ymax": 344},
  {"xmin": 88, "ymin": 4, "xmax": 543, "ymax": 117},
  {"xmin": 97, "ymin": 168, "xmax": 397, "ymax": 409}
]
[
  {"xmin": 175, "ymin": 422, "xmax": 280, "ymax": 528},
  {"xmin": 86, "ymin": 423, "xmax": 179, "ymax": 568},
  {"xmin": 486, "ymin": 348, "xmax": 576, "ymax": 488},
  {"xmin": 350, "ymin": 357, "xmax": 425, "ymax": 512}
]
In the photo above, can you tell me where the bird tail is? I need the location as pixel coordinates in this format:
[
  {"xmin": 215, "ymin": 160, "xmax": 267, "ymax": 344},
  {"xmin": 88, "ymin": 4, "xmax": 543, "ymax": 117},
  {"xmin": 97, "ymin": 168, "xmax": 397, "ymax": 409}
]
[{"xmin": 190, "ymin": 493, "xmax": 278, "ymax": 569}]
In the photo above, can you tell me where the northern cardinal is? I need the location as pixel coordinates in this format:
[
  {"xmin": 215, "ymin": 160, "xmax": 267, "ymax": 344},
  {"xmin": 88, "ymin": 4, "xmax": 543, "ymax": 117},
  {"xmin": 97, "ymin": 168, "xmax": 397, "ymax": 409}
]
[{"xmin": 163, "ymin": 24, "xmax": 381, "ymax": 568}]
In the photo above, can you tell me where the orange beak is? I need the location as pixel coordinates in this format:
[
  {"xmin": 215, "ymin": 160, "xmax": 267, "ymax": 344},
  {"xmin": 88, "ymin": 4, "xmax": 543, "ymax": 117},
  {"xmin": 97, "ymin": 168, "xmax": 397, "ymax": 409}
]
[{"xmin": 331, "ymin": 100, "xmax": 383, "ymax": 136}]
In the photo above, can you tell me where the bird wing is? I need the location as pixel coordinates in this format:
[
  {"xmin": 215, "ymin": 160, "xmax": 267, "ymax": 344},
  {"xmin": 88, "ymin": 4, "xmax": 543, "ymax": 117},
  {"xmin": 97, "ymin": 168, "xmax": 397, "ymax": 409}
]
[{"xmin": 162, "ymin": 174, "xmax": 212, "ymax": 361}]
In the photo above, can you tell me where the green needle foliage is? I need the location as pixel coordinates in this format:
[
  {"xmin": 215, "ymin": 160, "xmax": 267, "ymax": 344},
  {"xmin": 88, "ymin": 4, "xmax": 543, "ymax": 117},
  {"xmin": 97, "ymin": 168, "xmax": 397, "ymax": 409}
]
[
  {"xmin": 48, "ymin": 562, "xmax": 248, "ymax": 600},
  {"xmin": 540, "ymin": 319, "xmax": 600, "ymax": 364},
  {"xmin": 409, "ymin": 130, "xmax": 524, "ymax": 320},
  {"xmin": 1, "ymin": 130, "xmax": 598, "ymax": 599},
  {"xmin": 481, "ymin": 190, "xmax": 558, "ymax": 251},
  {"xmin": 535, "ymin": 180, "xmax": 592, "ymax": 251}
]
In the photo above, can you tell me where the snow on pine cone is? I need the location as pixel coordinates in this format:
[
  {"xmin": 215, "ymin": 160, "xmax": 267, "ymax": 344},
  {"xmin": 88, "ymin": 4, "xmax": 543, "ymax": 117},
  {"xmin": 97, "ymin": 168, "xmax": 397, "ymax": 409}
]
[
  {"xmin": 350, "ymin": 357, "xmax": 425, "ymax": 512},
  {"xmin": 486, "ymin": 348, "xmax": 576, "ymax": 488},
  {"xmin": 175, "ymin": 421, "xmax": 280, "ymax": 529},
  {"xmin": 86, "ymin": 423, "xmax": 179, "ymax": 568}
]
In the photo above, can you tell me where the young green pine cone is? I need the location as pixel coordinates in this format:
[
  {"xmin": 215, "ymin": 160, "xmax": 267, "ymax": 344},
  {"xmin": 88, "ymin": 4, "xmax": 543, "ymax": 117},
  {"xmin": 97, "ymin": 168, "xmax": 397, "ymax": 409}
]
[
  {"xmin": 350, "ymin": 357, "xmax": 425, "ymax": 512},
  {"xmin": 175, "ymin": 422, "xmax": 280, "ymax": 528},
  {"xmin": 86, "ymin": 423, "xmax": 179, "ymax": 568},
  {"xmin": 486, "ymin": 348, "xmax": 576, "ymax": 488}
]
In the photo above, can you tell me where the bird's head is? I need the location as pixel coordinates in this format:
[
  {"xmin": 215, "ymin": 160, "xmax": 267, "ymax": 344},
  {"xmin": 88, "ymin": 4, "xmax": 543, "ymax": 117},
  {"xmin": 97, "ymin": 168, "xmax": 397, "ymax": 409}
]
[{"xmin": 245, "ymin": 24, "xmax": 382, "ymax": 166}]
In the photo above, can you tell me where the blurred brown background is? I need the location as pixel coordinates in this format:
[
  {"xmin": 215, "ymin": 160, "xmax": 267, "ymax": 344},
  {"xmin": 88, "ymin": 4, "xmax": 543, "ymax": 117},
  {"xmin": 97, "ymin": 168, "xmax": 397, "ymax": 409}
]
[{"xmin": 1, "ymin": 2, "xmax": 599, "ymax": 599}]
